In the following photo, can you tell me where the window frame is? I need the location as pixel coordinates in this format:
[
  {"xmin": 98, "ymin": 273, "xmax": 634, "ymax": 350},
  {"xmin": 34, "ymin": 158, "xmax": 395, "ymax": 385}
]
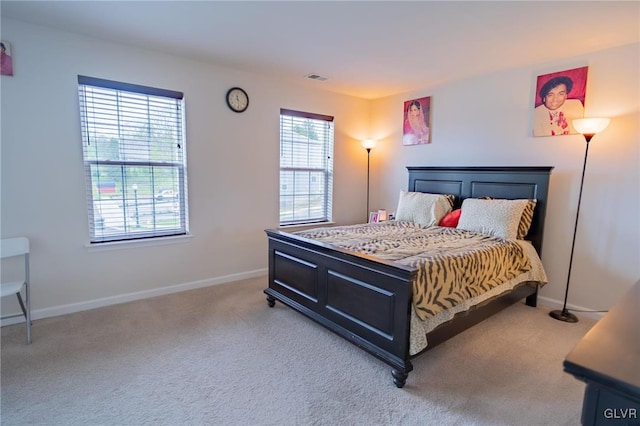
[
  {"xmin": 279, "ymin": 108, "xmax": 334, "ymax": 226},
  {"xmin": 77, "ymin": 75, "xmax": 189, "ymax": 244}
]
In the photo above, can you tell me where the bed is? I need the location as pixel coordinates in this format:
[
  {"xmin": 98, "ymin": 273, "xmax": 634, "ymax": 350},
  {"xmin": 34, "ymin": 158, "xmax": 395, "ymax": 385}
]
[{"xmin": 264, "ymin": 166, "xmax": 553, "ymax": 387}]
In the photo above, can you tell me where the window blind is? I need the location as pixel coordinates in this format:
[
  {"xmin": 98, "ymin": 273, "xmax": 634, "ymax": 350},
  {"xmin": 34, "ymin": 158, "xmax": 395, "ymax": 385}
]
[
  {"xmin": 78, "ymin": 75, "xmax": 189, "ymax": 243},
  {"xmin": 279, "ymin": 109, "xmax": 334, "ymax": 225}
]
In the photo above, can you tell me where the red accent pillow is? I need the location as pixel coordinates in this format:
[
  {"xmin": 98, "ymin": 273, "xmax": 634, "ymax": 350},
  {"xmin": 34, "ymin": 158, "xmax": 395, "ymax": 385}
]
[{"xmin": 439, "ymin": 209, "xmax": 462, "ymax": 227}]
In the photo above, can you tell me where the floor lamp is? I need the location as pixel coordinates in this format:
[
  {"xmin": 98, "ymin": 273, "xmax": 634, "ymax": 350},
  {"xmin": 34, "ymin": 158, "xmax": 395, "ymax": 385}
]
[
  {"xmin": 550, "ymin": 117, "xmax": 610, "ymax": 323},
  {"xmin": 361, "ymin": 139, "xmax": 377, "ymax": 222}
]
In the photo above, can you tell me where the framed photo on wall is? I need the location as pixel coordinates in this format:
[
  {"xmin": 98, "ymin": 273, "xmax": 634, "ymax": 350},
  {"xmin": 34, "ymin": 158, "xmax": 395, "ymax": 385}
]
[
  {"xmin": 403, "ymin": 96, "xmax": 431, "ymax": 145},
  {"xmin": 1, "ymin": 40, "xmax": 13, "ymax": 76},
  {"xmin": 533, "ymin": 66, "xmax": 588, "ymax": 137}
]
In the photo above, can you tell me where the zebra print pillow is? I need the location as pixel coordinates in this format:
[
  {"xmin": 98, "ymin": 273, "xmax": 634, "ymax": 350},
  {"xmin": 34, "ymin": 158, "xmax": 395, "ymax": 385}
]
[{"xmin": 517, "ymin": 199, "xmax": 537, "ymax": 239}]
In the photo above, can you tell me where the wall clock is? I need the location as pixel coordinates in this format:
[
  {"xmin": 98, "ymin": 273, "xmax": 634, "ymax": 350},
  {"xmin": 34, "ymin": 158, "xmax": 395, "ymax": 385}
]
[{"xmin": 226, "ymin": 87, "xmax": 249, "ymax": 113}]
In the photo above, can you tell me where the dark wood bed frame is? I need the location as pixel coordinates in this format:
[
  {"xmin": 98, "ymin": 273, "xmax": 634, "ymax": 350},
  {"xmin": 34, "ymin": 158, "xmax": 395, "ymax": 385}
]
[{"xmin": 264, "ymin": 166, "xmax": 553, "ymax": 387}]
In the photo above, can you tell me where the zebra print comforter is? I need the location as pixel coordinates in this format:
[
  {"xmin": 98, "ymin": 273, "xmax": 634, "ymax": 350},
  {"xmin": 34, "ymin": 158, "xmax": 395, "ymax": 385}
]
[{"xmin": 295, "ymin": 221, "xmax": 533, "ymax": 321}]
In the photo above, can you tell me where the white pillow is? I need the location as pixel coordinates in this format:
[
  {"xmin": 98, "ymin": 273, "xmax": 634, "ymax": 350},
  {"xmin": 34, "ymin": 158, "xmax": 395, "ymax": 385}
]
[
  {"xmin": 394, "ymin": 191, "xmax": 452, "ymax": 227},
  {"xmin": 457, "ymin": 198, "xmax": 529, "ymax": 239}
]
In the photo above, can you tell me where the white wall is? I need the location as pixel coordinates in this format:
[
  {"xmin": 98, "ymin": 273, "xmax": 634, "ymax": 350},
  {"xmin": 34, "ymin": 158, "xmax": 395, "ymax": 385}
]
[
  {"xmin": 0, "ymin": 19, "xmax": 370, "ymax": 319},
  {"xmin": 370, "ymin": 43, "xmax": 640, "ymax": 312}
]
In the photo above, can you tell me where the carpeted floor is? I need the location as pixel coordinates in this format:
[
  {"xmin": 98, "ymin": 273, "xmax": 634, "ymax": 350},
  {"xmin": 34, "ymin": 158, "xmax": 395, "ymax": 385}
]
[{"xmin": 1, "ymin": 276, "xmax": 595, "ymax": 425}]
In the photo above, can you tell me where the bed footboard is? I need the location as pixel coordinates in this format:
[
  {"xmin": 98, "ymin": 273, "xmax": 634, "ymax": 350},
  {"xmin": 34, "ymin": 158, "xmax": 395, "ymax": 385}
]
[{"xmin": 265, "ymin": 230, "xmax": 417, "ymax": 387}]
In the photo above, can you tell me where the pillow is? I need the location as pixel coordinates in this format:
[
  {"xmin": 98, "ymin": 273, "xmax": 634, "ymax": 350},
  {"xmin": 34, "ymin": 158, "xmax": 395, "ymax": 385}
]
[
  {"xmin": 475, "ymin": 196, "xmax": 537, "ymax": 239},
  {"xmin": 439, "ymin": 209, "xmax": 461, "ymax": 227},
  {"xmin": 456, "ymin": 198, "xmax": 529, "ymax": 239},
  {"xmin": 395, "ymin": 191, "xmax": 452, "ymax": 227},
  {"xmin": 517, "ymin": 199, "xmax": 537, "ymax": 239}
]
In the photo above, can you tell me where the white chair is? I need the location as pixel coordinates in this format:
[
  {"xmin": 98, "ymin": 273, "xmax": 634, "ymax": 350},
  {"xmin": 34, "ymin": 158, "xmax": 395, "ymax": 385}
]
[{"xmin": 1, "ymin": 237, "xmax": 31, "ymax": 344}]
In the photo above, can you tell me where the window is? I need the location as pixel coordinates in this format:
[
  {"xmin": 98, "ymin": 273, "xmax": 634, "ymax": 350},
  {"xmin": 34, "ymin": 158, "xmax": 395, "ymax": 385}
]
[
  {"xmin": 77, "ymin": 76, "xmax": 188, "ymax": 243},
  {"xmin": 279, "ymin": 109, "xmax": 334, "ymax": 225}
]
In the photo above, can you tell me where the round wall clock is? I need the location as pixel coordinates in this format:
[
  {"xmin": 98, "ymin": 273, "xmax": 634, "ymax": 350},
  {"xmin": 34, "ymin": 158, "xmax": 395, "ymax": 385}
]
[{"xmin": 226, "ymin": 87, "xmax": 249, "ymax": 113}]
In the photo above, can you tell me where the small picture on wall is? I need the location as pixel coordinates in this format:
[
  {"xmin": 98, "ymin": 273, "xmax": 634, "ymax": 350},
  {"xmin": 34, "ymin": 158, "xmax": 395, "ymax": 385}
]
[
  {"xmin": 1, "ymin": 40, "xmax": 13, "ymax": 76},
  {"xmin": 402, "ymin": 96, "xmax": 431, "ymax": 145},
  {"xmin": 533, "ymin": 66, "xmax": 588, "ymax": 137},
  {"xmin": 368, "ymin": 212, "xmax": 379, "ymax": 223}
]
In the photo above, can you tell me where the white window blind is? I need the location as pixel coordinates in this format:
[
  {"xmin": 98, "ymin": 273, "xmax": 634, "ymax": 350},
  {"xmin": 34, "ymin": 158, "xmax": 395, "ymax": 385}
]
[
  {"xmin": 78, "ymin": 75, "xmax": 188, "ymax": 243},
  {"xmin": 279, "ymin": 109, "xmax": 334, "ymax": 225}
]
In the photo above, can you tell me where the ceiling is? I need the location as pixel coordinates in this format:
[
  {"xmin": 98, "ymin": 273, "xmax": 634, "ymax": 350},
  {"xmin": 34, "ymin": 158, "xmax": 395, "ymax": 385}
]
[{"xmin": 2, "ymin": 1, "xmax": 639, "ymax": 99}]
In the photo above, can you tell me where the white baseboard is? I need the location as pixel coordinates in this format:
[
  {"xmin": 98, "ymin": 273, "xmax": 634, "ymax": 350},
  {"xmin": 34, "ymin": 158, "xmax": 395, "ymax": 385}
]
[
  {"xmin": 1, "ymin": 268, "xmax": 268, "ymax": 326},
  {"xmin": 536, "ymin": 296, "xmax": 606, "ymax": 321},
  {"xmin": 3, "ymin": 273, "xmax": 605, "ymax": 327}
]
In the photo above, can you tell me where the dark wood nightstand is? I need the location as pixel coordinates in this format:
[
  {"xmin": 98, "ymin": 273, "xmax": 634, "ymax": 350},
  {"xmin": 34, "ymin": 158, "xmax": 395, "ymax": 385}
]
[{"xmin": 563, "ymin": 280, "xmax": 640, "ymax": 425}]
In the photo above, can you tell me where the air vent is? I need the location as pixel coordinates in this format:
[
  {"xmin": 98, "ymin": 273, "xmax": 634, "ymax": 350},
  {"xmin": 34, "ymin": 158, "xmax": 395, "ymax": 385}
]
[{"xmin": 305, "ymin": 73, "xmax": 328, "ymax": 81}]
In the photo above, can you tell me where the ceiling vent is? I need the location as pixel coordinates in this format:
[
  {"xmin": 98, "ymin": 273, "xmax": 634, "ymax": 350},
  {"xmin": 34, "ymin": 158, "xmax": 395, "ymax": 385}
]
[{"xmin": 305, "ymin": 73, "xmax": 328, "ymax": 81}]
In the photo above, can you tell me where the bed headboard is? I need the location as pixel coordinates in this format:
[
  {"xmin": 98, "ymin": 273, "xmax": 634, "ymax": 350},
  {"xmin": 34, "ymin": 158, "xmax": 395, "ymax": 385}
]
[{"xmin": 407, "ymin": 166, "xmax": 553, "ymax": 255}]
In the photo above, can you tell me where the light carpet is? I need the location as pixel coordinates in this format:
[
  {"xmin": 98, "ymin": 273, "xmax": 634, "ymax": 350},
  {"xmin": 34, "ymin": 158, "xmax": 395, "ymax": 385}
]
[{"xmin": 1, "ymin": 276, "xmax": 595, "ymax": 425}]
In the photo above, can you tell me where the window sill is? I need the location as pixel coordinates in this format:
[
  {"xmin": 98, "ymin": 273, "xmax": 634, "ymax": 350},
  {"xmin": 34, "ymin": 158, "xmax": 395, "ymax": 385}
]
[
  {"xmin": 278, "ymin": 222, "xmax": 336, "ymax": 232},
  {"xmin": 85, "ymin": 233, "xmax": 193, "ymax": 252}
]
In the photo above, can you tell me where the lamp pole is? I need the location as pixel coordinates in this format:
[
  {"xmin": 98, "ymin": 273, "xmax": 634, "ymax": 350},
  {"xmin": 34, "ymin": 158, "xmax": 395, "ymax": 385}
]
[
  {"xmin": 366, "ymin": 147, "xmax": 371, "ymax": 221},
  {"xmin": 361, "ymin": 139, "xmax": 376, "ymax": 222},
  {"xmin": 549, "ymin": 139, "xmax": 590, "ymax": 323},
  {"xmin": 132, "ymin": 184, "xmax": 139, "ymax": 228},
  {"xmin": 550, "ymin": 117, "xmax": 610, "ymax": 323}
]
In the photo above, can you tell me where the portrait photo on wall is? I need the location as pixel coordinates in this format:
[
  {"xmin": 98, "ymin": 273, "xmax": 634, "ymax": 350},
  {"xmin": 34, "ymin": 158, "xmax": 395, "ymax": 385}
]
[
  {"xmin": 1, "ymin": 40, "xmax": 13, "ymax": 76},
  {"xmin": 402, "ymin": 96, "xmax": 431, "ymax": 145},
  {"xmin": 533, "ymin": 66, "xmax": 588, "ymax": 137}
]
